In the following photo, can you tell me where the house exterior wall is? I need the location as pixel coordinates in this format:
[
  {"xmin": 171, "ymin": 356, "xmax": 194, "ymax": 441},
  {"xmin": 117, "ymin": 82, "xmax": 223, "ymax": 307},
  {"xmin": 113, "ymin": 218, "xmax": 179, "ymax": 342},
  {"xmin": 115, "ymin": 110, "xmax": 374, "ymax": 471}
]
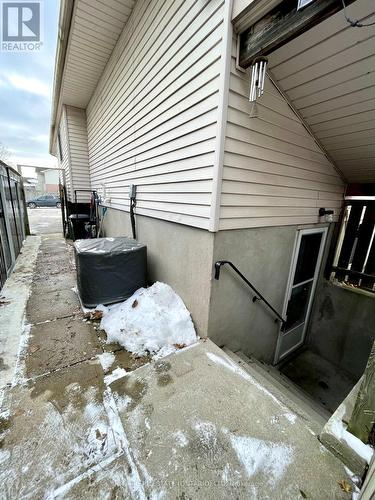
[
  {"xmin": 101, "ymin": 205, "xmax": 336, "ymax": 363},
  {"xmin": 218, "ymin": 37, "xmax": 345, "ymax": 231},
  {"xmin": 44, "ymin": 170, "xmax": 59, "ymax": 184},
  {"xmin": 308, "ymin": 281, "xmax": 375, "ymax": 380},
  {"xmin": 44, "ymin": 184, "xmax": 58, "ymax": 193},
  {"xmin": 65, "ymin": 106, "xmax": 91, "ymax": 202},
  {"xmin": 208, "ymin": 224, "xmax": 298, "ymax": 363},
  {"xmin": 101, "ymin": 207, "xmax": 215, "ymax": 337},
  {"xmin": 52, "ymin": 0, "xmax": 354, "ymax": 364},
  {"xmin": 58, "ymin": 106, "xmax": 72, "ymax": 199},
  {"xmin": 44, "ymin": 170, "xmax": 59, "ymax": 193},
  {"xmin": 85, "ymin": 0, "xmax": 226, "ymax": 230},
  {"xmin": 57, "ymin": 105, "xmax": 91, "ymax": 202}
]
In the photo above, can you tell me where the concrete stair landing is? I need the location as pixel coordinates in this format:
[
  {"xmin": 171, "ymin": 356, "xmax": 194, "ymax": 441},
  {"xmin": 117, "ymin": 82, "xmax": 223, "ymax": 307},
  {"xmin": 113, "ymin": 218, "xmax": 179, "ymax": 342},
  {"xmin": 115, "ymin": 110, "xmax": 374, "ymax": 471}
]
[{"xmin": 223, "ymin": 348, "xmax": 331, "ymax": 435}]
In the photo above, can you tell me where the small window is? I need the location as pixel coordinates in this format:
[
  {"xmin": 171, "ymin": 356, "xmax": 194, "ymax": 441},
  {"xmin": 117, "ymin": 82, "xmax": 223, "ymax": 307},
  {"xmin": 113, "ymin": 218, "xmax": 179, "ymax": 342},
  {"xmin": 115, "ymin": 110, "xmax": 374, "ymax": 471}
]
[{"xmin": 57, "ymin": 132, "xmax": 63, "ymax": 162}]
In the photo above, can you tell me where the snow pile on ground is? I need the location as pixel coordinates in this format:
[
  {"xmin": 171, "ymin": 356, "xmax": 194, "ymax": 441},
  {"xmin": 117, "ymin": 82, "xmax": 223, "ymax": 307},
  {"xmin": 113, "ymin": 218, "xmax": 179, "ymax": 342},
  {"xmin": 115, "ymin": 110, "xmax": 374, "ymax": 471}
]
[
  {"xmin": 97, "ymin": 352, "xmax": 115, "ymax": 373},
  {"xmin": 327, "ymin": 403, "xmax": 374, "ymax": 464},
  {"xmin": 100, "ymin": 282, "xmax": 198, "ymax": 359},
  {"xmin": 229, "ymin": 433, "xmax": 294, "ymax": 484}
]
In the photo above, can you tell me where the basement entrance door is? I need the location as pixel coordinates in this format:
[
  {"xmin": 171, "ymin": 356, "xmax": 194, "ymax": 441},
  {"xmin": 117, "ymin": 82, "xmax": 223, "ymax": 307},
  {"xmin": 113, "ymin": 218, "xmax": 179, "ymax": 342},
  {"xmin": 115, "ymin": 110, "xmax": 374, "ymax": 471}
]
[{"xmin": 274, "ymin": 227, "xmax": 328, "ymax": 364}]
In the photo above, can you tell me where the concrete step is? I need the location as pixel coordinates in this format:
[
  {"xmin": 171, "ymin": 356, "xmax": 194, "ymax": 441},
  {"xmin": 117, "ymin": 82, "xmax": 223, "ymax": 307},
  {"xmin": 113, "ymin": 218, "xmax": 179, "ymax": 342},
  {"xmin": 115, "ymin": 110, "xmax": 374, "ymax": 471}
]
[
  {"xmin": 237, "ymin": 351, "xmax": 331, "ymax": 419},
  {"xmin": 223, "ymin": 348, "xmax": 331, "ymax": 435}
]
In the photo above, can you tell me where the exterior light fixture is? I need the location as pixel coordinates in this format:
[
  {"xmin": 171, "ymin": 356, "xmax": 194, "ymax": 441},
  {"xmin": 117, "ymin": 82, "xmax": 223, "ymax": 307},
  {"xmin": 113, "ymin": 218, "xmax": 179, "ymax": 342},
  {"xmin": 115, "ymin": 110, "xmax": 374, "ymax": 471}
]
[
  {"xmin": 249, "ymin": 57, "xmax": 268, "ymax": 102},
  {"xmin": 319, "ymin": 208, "xmax": 334, "ymax": 223}
]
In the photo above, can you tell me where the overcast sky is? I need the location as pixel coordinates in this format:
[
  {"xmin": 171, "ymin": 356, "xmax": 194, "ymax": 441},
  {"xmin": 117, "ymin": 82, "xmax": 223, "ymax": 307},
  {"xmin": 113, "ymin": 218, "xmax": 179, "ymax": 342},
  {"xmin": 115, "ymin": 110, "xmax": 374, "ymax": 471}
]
[{"xmin": 0, "ymin": 0, "xmax": 59, "ymax": 169}]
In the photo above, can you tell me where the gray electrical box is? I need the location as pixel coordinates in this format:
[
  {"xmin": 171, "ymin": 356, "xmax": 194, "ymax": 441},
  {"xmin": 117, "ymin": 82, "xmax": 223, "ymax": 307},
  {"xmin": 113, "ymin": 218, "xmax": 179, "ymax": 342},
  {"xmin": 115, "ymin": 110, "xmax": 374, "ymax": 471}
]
[
  {"xmin": 74, "ymin": 237, "xmax": 147, "ymax": 307},
  {"xmin": 129, "ymin": 184, "xmax": 137, "ymax": 199}
]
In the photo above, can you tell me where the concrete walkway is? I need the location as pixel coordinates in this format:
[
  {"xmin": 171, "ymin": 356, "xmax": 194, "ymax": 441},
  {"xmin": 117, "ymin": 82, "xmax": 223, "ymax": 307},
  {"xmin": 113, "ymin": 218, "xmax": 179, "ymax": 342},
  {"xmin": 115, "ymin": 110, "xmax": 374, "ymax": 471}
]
[{"xmin": 0, "ymin": 234, "xmax": 357, "ymax": 499}]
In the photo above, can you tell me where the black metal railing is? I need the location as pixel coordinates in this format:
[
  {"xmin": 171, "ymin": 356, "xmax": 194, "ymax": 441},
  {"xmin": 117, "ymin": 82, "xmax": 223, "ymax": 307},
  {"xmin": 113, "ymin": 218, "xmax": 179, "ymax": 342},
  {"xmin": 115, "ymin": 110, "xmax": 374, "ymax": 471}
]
[{"xmin": 214, "ymin": 260, "xmax": 286, "ymax": 328}]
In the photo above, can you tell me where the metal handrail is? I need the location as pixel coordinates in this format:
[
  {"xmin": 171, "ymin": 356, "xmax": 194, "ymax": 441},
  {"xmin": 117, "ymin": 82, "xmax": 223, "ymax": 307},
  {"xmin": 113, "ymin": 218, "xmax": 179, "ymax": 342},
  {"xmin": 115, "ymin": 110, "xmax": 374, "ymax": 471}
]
[{"xmin": 214, "ymin": 260, "xmax": 286, "ymax": 328}]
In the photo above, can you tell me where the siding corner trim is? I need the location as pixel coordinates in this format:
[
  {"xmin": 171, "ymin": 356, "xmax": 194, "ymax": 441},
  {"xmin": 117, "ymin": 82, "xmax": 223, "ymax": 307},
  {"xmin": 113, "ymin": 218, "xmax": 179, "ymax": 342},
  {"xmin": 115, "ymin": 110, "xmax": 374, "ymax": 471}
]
[{"xmin": 209, "ymin": 0, "xmax": 234, "ymax": 233}]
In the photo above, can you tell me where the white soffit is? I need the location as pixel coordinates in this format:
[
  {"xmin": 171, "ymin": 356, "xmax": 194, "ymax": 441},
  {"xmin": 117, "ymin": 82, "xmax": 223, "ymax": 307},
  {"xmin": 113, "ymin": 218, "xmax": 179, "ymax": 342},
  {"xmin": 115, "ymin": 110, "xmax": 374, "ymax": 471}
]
[
  {"xmin": 268, "ymin": 0, "xmax": 375, "ymax": 184},
  {"xmin": 61, "ymin": 0, "xmax": 134, "ymax": 109}
]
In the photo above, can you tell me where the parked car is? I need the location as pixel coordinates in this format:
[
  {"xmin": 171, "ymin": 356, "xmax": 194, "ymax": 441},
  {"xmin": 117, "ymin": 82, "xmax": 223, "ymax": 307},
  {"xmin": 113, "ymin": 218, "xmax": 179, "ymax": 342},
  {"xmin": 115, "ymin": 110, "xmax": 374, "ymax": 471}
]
[{"xmin": 27, "ymin": 194, "xmax": 61, "ymax": 208}]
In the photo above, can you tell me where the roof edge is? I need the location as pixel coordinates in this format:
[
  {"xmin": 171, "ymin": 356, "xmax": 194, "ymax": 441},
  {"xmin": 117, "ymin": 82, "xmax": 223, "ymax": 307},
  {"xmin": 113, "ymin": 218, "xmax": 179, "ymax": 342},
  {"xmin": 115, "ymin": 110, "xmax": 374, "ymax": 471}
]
[{"xmin": 49, "ymin": 0, "xmax": 75, "ymax": 155}]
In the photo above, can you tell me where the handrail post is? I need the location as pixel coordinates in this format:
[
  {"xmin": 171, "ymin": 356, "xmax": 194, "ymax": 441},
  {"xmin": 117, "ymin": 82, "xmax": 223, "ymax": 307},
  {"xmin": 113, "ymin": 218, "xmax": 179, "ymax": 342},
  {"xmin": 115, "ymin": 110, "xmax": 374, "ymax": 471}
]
[{"xmin": 214, "ymin": 260, "xmax": 229, "ymax": 280}]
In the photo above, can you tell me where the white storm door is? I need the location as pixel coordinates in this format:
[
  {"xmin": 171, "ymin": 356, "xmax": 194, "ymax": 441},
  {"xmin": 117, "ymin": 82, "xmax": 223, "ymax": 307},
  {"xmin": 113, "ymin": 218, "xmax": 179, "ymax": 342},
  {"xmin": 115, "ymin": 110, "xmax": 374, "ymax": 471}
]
[{"xmin": 275, "ymin": 227, "xmax": 328, "ymax": 364}]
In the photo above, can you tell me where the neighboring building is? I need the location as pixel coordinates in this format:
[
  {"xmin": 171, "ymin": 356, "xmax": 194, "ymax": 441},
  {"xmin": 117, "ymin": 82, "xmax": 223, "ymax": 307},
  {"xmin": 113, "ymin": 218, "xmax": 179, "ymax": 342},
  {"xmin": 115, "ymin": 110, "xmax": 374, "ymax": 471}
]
[
  {"xmin": 50, "ymin": 0, "xmax": 374, "ymax": 375},
  {"xmin": 17, "ymin": 165, "xmax": 60, "ymax": 200},
  {"xmin": 39, "ymin": 168, "xmax": 60, "ymax": 194},
  {"xmin": 21, "ymin": 178, "xmax": 38, "ymax": 201}
]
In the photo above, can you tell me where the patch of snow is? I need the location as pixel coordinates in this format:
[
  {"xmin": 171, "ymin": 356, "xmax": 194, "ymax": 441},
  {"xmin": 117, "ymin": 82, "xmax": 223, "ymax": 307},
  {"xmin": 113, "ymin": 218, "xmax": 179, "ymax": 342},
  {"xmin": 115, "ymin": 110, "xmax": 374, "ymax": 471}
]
[
  {"xmin": 98, "ymin": 352, "xmax": 115, "ymax": 373},
  {"xmin": 12, "ymin": 320, "xmax": 31, "ymax": 385},
  {"xmin": 100, "ymin": 282, "xmax": 198, "ymax": 359},
  {"xmin": 221, "ymin": 463, "xmax": 231, "ymax": 483},
  {"xmin": 191, "ymin": 420, "xmax": 220, "ymax": 462},
  {"xmin": 2, "ymin": 383, "xmax": 121, "ymax": 499},
  {"xmin": 104, "ymin": 367, "xmax": 127, "ymax": 386},
  {"xmin": 327, "ymin": 404, "xmax": 374, "ymax": 464},
  {"xmin": 82, "ymin": 303, "xmax": 108, "ymax": 315},
  {"xmin": 194, "ymin": 421, "xmax": 217, "ymax": 449},
  {"xmin": 230, "ymin": 434, "xmax": 294, "ymax": 485},
  {"xmin": 344, "ymin": 466, "xmax": 361, "ymax": 488},
  {"xmin": 174, "ymin": 430, "xmax": 188, "ymax": 448},
  {"xmin": 0, "ymin": 449, "xmax": 10, "ymax": 466},
  {"xmin": 102, "ymin": 388, "xmax": 147, "ymax": 499},
  {"xmin": 113, "ymin": 394, "xmax": 132, "ymax": 412},
  {"xmin": 283, "ymin": 412, "xmax": 297, "ymax": 424}
]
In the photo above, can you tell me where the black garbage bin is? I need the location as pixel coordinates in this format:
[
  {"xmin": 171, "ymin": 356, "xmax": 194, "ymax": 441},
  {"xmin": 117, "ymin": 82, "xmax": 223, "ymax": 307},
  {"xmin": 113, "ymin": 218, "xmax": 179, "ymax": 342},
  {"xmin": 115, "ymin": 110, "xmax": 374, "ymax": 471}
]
[{"xmin": 69, "ymin": 214, "xmax": 90, "ymax": 240}]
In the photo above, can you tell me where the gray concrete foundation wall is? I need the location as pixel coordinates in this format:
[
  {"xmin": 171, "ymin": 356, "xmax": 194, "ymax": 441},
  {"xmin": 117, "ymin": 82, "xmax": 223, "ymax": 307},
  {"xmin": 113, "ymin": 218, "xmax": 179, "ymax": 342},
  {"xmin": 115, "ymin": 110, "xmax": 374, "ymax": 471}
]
[
  {"xmin": 101, "ymin": 208, "xmax": 214, "ymax": 337},
  {"xmin": 308, "ymin": 280, "xmax": 375, "ymax": 380},
  {"xmin": 102, "ymin": 207, "xmax": 347, "ymax": 367},
  {"xmin": 208, "ymin": 226, "xmax": 297, "ymax": 364}
]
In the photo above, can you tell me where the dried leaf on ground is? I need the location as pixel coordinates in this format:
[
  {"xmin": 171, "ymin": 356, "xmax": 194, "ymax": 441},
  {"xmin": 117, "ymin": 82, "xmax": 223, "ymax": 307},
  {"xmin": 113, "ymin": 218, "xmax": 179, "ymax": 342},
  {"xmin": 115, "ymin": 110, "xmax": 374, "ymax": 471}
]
[
  {"xmin": 84, "ymin": 310, "xmax": 103, "ymax": 320},
  {"xmin": 173, "ymin": 343, "xmax": 186, "ymax": 349},
  {"xmin": 338, "ymin": 479, "xmax": 352, "ymax": 493},
  {"xmin": 132, "ymin": 299, "xmax": 138, "ymax": 308}
]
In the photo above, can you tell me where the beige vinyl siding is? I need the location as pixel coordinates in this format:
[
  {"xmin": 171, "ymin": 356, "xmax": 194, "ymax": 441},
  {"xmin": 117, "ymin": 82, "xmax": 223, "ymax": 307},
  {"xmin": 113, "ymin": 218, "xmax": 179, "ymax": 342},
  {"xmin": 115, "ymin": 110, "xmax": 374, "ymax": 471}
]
[
  {"xmin": 66, "ymin": 106, "xmax": 91, "ymax": 203},
  {"xmin": 219, "ymin": 38, "xmax": 345, "ymax": 231},
  {"xmin": 58, "ymin": 107, "xmax": 72, "ymax": 200},
  {"xmin": 57, "ymin": 105, "xmax": 91, "ymax": 202},
  {"xmin": 86, "ymin": 0, "xmax": 225, "ymax": 230}
]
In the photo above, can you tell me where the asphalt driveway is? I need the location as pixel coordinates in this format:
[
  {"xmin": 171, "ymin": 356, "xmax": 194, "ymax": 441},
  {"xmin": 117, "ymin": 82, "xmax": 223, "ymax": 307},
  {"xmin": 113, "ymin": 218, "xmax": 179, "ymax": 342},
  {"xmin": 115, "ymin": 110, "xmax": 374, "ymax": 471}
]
[{"xmin": 27, "ymin": 207, "xmax": 63, "ymax": 235}]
